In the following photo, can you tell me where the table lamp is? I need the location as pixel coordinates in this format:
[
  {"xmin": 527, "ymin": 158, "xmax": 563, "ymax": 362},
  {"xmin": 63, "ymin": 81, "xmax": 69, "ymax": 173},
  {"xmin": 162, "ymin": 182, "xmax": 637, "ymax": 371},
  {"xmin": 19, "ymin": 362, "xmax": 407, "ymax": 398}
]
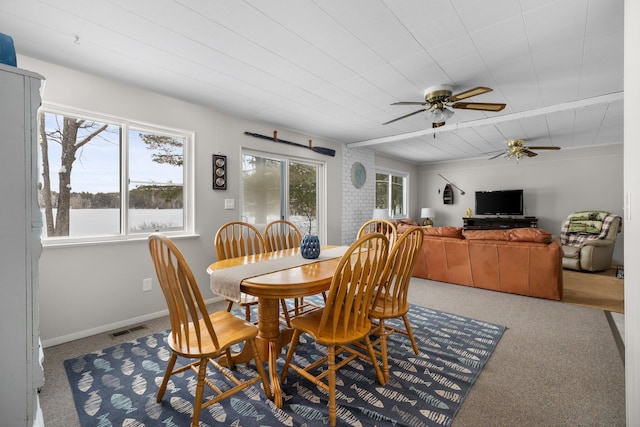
[
  {"xmin": 372, "ymin": 208, "xmax": 389, "ymax": 220},
  {"xmin": 420, "ymin": 208, "xmax": 434, "ymax": 226}
]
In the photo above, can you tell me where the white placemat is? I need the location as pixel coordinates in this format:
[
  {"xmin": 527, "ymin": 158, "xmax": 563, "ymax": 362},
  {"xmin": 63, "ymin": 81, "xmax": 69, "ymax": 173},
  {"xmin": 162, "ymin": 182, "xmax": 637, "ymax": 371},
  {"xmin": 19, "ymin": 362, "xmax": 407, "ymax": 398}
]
[{"xmin": 209, "ymin": 246, "xmax": 349, "ymax": 302}]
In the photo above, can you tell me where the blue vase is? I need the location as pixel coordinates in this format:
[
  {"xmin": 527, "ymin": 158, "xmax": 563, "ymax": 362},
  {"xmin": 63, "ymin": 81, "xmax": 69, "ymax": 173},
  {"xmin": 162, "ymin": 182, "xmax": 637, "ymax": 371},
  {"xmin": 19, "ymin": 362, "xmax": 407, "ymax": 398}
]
[{"xmin": 300, "ymin": 235, "xmax": 320, "ymax": 259}]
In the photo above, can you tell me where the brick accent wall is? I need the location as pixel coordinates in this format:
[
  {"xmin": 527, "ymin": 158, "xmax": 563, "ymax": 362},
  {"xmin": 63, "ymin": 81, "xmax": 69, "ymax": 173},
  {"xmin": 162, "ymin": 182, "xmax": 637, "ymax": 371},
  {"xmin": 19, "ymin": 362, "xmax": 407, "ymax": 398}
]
[{"xmin": 342, "ymin": 147, "xmax": 375, "ymax": 245}]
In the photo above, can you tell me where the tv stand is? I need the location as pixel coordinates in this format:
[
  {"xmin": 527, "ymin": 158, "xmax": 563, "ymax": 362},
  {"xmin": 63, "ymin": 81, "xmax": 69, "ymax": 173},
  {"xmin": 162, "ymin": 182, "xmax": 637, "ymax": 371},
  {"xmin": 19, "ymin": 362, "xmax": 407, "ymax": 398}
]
[{"xmin": 463, "ymin": 217, "xmax": 537, "ymax": 230}]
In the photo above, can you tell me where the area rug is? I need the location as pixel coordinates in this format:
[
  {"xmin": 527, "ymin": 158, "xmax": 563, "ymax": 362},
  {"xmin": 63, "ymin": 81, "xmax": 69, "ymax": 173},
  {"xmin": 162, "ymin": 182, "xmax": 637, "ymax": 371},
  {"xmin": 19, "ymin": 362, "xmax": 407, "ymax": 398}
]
[
  {"xmin": 64, "ymin": 304, "xmax": 505, "ymax": 426},
  {"xmin": 562, "ymin": 268, "xmax": 624, "ymax": 313}
]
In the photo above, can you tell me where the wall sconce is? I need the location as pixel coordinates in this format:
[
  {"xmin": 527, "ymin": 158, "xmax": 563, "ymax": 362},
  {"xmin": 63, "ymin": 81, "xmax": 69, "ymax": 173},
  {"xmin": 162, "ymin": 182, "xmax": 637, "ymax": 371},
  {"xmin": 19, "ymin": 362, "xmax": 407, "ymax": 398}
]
[
  {"xmin": 421, "ymin": 208, "xmax": 435, "ymax": 226},
  {"xmin": 212, "ymin": 154, "xmax": 227, "ymax": 190}
]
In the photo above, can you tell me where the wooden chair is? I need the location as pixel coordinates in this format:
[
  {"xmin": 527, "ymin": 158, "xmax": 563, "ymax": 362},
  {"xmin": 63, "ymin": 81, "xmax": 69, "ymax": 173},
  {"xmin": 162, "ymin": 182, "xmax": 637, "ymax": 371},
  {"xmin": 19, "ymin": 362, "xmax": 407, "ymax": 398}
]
[
  {"xmin": 280, "ymin": 232, "xmax": 389, "ymax": 427},
  {"xmin": 264, "ymin": 219, "xmax": 324, "ymax": 325},
  {"xmin": 368, "ymin": 225, "xmax": 424, "ymax": 383},
  {"xmin": 357, "ymin": 218, "xmax": 398, "ymax": 249},
  {"xmin": 263, "ymin": 219, "xmax": 302, "ymax": 252},
  {"xmin": 148, "ymin": 233, "xmax": 271, "ymax": 427},
  {"xmin": 214, "ymin": 221, "xmax": 266, "ymax": 321}
]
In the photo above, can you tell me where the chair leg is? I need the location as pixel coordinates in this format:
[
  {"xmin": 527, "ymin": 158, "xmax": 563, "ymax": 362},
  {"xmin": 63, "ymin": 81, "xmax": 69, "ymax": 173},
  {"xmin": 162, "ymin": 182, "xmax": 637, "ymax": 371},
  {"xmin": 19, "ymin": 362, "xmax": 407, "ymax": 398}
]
[
  {"xmin": 280, "ymin": 299, "xmax": 292, "ymax": 327},
  {"xmin": 280, "ymin": 329, "xmax": 301, "ymax": 383},
  {"xmin": 225, "ymin": 299, "xmax": 234, "ymax": 312},
  {"xmin": 157, "ymin": 353, "xmax": 177, "ymax": 402},
  {"xmin": 249, "ymin": 338, "xmax": 273, "ymax": 400},
  {"xmin": 327, "ymin": 345, "xmax": 337, "ymax": 427},
  {"xmin": 191, "ymin": 358, "xmax": 208, "ymax": 427},
  {"xmin": 378, "ymin": 319, "xmax": 389, "ymax": 384},
  {"xmin": 364, "ymin": 334, "xmax": 386, "ymax": 386},
  {"xmin": 402, "ymin": 314, "xmax": 420, "ymax": 355}
]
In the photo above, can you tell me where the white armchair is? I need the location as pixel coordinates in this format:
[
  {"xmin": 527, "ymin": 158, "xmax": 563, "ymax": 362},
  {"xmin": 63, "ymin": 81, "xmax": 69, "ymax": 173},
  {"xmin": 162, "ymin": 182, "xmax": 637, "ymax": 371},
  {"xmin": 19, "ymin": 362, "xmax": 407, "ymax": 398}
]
[{"xmin": 560, "ymin": 212, "xmax": 622, "ymax": 272}]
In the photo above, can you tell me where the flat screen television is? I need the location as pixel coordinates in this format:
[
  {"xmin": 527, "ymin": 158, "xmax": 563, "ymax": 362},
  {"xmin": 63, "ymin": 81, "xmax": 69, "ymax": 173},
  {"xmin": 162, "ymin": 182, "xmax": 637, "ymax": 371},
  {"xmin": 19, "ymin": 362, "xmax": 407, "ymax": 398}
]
[{"xmin": 475, "ymin": 189, "xmax": 524, "ymax": 216}]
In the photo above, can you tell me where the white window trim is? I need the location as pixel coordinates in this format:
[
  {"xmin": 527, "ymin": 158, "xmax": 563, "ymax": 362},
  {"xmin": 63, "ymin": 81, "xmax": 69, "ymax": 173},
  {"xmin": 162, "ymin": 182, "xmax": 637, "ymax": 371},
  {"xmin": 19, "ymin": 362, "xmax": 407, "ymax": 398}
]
[
  {"xmin": 375, "ymin": 167, "xmax": 409, "ymax": 220},
  {"xmin": 39, "ymin": 102, "xmax": 196, "ymax": 246}
]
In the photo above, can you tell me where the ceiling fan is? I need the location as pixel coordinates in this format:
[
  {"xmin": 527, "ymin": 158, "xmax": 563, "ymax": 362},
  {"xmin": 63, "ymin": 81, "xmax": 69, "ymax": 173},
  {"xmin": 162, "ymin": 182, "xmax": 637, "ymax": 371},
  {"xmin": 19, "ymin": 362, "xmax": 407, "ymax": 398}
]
[
  {"xmin": 383, "ymin": 85, "xmax": 506, "ymax": 127},
  {"xmin": 488, "ymin": 139, "xmax": 561, "ymax": 161}
]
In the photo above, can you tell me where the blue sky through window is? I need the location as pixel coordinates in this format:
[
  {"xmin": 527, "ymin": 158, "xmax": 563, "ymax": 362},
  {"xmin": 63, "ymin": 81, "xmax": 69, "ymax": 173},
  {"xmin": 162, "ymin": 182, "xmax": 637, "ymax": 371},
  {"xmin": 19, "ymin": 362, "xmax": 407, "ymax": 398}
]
[{"xmin": 41, "ymin": 113, "xmax": 183, "ymax": 194}]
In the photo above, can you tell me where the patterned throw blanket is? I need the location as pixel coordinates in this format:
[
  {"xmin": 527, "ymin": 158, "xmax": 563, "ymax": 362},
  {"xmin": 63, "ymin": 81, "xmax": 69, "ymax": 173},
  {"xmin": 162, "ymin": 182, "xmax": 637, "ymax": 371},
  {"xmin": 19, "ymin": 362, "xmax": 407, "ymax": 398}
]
[{"xmin": 561, "ymin": 211, "xmax": 620, "ymax": 247}]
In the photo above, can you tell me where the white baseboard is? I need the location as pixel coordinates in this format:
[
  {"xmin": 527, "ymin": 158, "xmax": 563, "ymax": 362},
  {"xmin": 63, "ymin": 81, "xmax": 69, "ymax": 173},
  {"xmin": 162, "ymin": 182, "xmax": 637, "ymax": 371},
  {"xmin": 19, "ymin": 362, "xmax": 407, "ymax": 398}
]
[{"xmin": 42, "ymin": 296, "xmax": 223, "ymax": 348}]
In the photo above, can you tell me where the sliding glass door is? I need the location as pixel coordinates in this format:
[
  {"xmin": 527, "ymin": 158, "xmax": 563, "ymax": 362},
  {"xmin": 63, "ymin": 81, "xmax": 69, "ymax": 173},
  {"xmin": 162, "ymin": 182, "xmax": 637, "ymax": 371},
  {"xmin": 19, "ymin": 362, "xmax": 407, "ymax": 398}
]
[{"xmin": 241, "ymin": 151, "xmax": 323, "ymax": 236}]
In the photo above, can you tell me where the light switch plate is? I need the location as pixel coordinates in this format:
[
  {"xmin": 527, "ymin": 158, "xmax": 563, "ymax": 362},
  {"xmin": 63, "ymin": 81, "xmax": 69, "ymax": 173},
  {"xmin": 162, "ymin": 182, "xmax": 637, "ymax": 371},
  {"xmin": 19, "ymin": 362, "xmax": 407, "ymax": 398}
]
[{"xmin": 225, "ymin": 199, "xmax": 235, "ymax": 210}]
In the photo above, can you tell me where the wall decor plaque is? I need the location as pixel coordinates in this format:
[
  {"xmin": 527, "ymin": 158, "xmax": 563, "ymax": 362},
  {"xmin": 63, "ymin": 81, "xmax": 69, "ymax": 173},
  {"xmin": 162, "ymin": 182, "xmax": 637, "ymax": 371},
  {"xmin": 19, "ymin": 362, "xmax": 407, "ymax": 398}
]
[{"xmin": 213, "ymin": 154, "xmax": 227, "ymax": 190}]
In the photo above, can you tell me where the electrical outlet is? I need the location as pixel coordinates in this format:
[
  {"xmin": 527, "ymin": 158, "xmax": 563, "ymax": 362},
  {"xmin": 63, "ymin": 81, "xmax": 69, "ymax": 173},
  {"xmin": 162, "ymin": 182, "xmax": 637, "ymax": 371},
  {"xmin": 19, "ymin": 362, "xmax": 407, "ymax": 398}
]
[{"xmin": 142, "ymin": 278, "xmax": 153, "ymax": 292}]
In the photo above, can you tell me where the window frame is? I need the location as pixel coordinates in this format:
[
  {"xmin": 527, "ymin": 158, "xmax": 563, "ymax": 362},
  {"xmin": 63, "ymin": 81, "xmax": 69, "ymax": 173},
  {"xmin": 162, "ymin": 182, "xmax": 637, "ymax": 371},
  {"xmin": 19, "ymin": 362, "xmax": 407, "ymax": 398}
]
[
  {"xmin": 375, "ymin": 168, "xmax": 408, "ymax": 219},
  {"xmin": 39, "ymin": 103, "xmax": 195, "ymax": 246}
]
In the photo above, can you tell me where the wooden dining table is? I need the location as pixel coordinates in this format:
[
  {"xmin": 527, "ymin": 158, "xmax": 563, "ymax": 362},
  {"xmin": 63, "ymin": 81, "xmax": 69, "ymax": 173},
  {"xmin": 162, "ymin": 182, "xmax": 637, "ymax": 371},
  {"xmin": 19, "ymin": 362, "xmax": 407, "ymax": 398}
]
[{"xmin": 207, "ymin": 246, "xmax": 345, "ymax": 407}]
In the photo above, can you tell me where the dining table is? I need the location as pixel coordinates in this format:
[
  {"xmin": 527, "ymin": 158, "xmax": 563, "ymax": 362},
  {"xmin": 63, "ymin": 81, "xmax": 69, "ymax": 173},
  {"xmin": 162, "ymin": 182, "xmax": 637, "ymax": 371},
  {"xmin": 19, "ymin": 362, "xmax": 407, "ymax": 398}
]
[{"xmin": 207, "ymin": 245, "xmax": 348, "ymax": 407}]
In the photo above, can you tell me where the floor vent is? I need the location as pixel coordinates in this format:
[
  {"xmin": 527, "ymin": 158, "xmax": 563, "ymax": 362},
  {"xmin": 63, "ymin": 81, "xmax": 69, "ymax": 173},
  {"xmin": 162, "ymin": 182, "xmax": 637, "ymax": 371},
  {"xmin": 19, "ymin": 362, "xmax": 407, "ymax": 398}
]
[{"xmin": 110, "ymin": 324, "xmax": 147, "ymax": 338}]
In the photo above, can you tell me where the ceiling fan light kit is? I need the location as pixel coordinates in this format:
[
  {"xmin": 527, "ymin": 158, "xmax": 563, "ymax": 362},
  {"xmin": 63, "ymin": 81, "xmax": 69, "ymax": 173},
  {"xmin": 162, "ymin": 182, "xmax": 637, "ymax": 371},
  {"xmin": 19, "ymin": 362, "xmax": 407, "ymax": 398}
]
[
  {"xmin": 426, "ymin": 107, "xmax": 454, "ymax": 124},
  {"xmin": 384, "ymin": 84, "xmax": 506, "ymax": 127},
  {"xmin": 489, "ymin": 139, "xmax": 561, "ymax": 162}
]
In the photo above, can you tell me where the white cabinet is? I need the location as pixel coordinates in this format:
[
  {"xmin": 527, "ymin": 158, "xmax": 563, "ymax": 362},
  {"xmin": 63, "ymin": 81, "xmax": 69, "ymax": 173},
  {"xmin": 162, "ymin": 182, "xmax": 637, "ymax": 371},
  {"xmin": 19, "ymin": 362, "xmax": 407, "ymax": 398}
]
[{"xmin": 0, "ymin": 63, "xmax": 45, "ymax": 426}]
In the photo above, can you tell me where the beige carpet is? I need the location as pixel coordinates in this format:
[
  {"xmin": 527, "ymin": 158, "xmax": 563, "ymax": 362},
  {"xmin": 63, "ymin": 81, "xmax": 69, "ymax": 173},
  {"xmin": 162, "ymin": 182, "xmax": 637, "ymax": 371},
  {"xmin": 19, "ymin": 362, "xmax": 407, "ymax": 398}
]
[{"xmin": 562, "ymin": 267, "xmax": 624, "ymax": 313}]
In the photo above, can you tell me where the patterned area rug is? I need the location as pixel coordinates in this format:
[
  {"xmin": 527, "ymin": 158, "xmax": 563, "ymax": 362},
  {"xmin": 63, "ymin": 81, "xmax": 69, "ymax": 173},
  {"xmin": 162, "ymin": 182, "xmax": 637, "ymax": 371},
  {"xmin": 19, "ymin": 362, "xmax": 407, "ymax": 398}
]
[{"xmin": 65, "ymin": 303, "xmax": 505, "ymax": 426}]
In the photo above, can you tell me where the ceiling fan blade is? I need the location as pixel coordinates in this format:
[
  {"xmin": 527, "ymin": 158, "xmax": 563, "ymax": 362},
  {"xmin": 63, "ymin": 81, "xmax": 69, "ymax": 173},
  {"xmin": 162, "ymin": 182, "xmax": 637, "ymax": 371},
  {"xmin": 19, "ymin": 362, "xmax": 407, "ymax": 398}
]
[
  {"xmin": 526, "ymin": 146, "xmax": 561, "ymax": 150},
  {"xmin": 523, "ymin": 150, "xmax": 538, "ymax": 157},
  {"xmin": 488, "ymin": 152, "xmax": 505, "ymax": 160},
  {"xmin": 382, "ymin": 108, "xmax": 426, "ymax": 125},
  {"xmin": 448, "ymin": 86, "xmax": 492, "ymax": 102},
  {"xmin": 451, "ymin": 102, "xmax": 506, "ymax": 111},
  {"xmin": 391, "ymin": 101, "xmax": 428, "ymax": 106}
]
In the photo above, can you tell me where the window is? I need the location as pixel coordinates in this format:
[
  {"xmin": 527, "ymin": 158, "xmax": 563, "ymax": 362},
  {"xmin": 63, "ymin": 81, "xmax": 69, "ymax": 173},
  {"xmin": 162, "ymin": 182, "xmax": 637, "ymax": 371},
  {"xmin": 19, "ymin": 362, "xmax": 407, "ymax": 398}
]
[
  {"xmin": 375, "ymin": 171, "xmax": 407, "ymax": 218},
  {"xmin": 241, "ymin": 151, "xmax": 324, "ymax": 237},
  {"xmin": 38, "ymin": 105, "xmax": 193, "ymax": 243}
]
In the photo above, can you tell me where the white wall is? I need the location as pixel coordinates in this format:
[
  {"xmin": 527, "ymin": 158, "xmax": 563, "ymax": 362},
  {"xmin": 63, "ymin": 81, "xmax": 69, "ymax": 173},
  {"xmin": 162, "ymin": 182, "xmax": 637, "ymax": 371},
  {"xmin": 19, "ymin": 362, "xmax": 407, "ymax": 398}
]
[
  {"xmin": 417, "ymin": 144, "xmax": 624, "ymax": 265},
  {"xmin": 19, "ymin": 56, "xmax": 347, "ymax": 346},
  {"xmin": 624, "ymin": 0, "xmax": 639, "ymax": 424}
]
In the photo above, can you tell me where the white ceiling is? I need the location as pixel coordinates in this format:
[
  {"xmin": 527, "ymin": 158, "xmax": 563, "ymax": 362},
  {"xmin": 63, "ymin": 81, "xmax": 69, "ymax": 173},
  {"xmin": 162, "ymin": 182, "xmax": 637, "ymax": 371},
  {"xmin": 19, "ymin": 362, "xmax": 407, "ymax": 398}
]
[{"xmin": 0, "ymin": 0, "xmax": 624, "ymax": 164}]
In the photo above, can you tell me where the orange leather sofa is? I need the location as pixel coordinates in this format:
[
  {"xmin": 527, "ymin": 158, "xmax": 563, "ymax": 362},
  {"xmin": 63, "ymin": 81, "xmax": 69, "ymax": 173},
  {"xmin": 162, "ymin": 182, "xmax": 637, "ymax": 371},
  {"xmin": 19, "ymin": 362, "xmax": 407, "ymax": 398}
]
[{"xmin": 397, "ymin": 224, "xmax": 563, "ymax": 300}]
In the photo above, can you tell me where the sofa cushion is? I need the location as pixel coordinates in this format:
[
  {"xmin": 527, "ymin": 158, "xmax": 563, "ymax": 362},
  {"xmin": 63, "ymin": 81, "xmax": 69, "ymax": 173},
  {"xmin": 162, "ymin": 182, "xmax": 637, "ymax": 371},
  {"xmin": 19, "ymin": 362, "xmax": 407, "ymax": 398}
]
[
  {"xmin": 463, "ymin": 228, "xmax": 553, "ymax": 243},
  {"xmin": 423, "ymin": 226, "xmax": 464, "ymax": 239},
  {"xmin": 394, "ymin": 218, "xmax": 420, "ymax": 234},
  {"xmin": 463, "ymin": 229, "xmax": 510, "ymax": 241},
  {"xmin": 392, "ymin": 218, "xmax": 419, "ymax": 227},
  {"xmin": 509, "ymin": 228, "xmax": 553, "ymax": 243}
]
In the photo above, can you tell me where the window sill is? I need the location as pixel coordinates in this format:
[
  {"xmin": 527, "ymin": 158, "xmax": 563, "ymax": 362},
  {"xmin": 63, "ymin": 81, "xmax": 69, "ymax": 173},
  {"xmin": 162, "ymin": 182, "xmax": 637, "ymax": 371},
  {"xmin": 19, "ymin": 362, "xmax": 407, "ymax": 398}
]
[{"xmin": 41, "ymin": 232, "xmax": 200, "ymax": 249}]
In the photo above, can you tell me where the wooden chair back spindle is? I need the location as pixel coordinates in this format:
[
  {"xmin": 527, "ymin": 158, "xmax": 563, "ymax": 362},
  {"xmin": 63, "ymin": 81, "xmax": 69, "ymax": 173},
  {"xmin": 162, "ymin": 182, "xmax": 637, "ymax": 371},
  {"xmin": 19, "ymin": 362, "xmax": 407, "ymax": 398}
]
[
  {"xmin": 357, "ymin": 218, "xmax": 397, "ymax": 250},
  {"xmin": 215, "ymin": 221, "xmax": 265, "ymax": 260},
  {"xmin": 264, "ymin": 219, "xmax": 302, "ymax": 252}
]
